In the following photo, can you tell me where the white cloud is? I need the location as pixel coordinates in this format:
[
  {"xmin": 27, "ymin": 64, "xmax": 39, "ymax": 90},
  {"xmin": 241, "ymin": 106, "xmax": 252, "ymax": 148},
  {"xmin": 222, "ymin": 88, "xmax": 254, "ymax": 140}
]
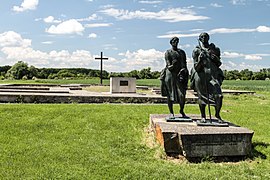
[
  {"xmin": 238, "ymin": 62, "xmax": 263, "ymax": 71},
  {"xmin": 0, "ymin": 31, "xmax": 31, "ymax": 47},
  {"xmin": 119, "ymin": 49, "xmax": 164, "ymax": 71},
  {"xmin": 138, "ymin": 1, "xmax": 163, "ymax": 4},
  {"xmin": 157, "ymin": 32, "xmax": 200, "ymax": 38},
  {"xmin": 103, "ymin": 44, "xmax": 118, "ymax": 51},
  {"xmin": 44, "ymin": 16, "xmax": 61, "ymax": 24},
  {"xmin": 190, "ymin": 28, "xmax": 204, "ymax": 32},
  {"xmin": 88, "ymin": 33, "xmax": 97, "ymax": 38},
  {"xmin": 258, "ymin": 43, "xmax": 270, "ymax": 46},
  {"xmin": 222, "ymin": 51, "xmax": 270, "ymax": 61},
  {"xmin": 230, "ymin": 0, "xmax": 246, "ymax": 5},
  {"xmin": 222, "ymin": 51, "xmax": 244, "ymax": 58},
  {"xmin": 46, "ymin": 19, "xmax": 85, "ymax": 35},
  {"xmin": 209, "ymin": 28, "xmax": 254, "ymax": 34},
  {"xmin": 0, "ymin": 31, "xmax": 166, "ymax": 71},
  {"xmin": 12, "ymin": 0, "xmax": 39, "ymax": 12},
  {"xmin": 2, "ymin": 47, "xmax": 48, "ymax": 65},
  {"xmin": 100, "ymin": 8, "xmax": 209, "ymax": 22},
  {"xmin": 76, "ymin": 14, "xmax": 101, "ymax": 22},
  {"xmin": 34, "ymin": 18, "xmax": 42, "ymax": 21},
  {"xmin": 1, "ymin": 46, "xmax": 97, "ymax": 68},
  {"xmin": 256, "ymin": 26, "xmax": 270, "ymax": 32},
  {"xmin": 221, "ymin": 61, "xmax": 264, "ymax": 71},
  {"xmin": 210, "ymin": 3, "xmax": 223, "ymax": 7},
  {"xmin": 244, "ymin": 55, "xmax": 262, "ymax": 60},
  {"xmin": 85, "ymin": 23, "xmax": 113, "ymax": 28},
  {"xmin": 116, "ymin": 49, "xmax": 194, "ymax": 72},
  {"xmin": 41, "ymin": 41, "xmax": 54, "ymax": 44},
  {"xmin": 158, "ymin": 25, "xmax": 270, "ymax": 38},
  {"xmin": 0, "ymin": 31, "xmax": 96, "ymax": 68}
]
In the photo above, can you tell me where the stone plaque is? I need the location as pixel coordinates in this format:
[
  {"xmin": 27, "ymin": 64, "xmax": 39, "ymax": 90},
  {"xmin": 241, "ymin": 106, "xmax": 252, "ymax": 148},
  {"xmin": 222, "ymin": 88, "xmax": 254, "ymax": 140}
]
[
  {"xmin": 110, "ymin": 77, "xmax": 136, "ymax": 93},
  {"xmin": 120, "ymin": 80, "xmax": 128, "ymax": 86}
]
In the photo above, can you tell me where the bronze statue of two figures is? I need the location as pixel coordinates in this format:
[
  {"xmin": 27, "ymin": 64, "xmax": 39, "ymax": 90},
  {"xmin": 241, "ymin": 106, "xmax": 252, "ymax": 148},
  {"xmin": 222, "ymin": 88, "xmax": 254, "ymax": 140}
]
[{"xmin": 160, "ymin": 32, "xmax": 225, "ymax": 124}]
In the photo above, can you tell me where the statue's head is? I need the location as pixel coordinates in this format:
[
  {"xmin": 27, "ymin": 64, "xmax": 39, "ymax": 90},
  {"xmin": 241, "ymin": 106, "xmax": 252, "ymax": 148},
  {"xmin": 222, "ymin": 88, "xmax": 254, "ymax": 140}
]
[
  {"xmin": 170, "ymin": 36, "xmax": 179, "ymax": 47},
  {"xmin": 199, "ymin": 32, "xmax": 210, "ymax": 43}
]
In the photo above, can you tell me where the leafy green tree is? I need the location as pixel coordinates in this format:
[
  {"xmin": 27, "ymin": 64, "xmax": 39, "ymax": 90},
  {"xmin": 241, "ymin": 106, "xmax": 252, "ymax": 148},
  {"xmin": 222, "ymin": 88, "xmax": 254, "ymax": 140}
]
[
  {"xmin": 240, "ymin": 69, "xmax": 253, "ymax": 80},
  {"xmin": 151, "ymin": 71, "xmax": 161, "ymax": 79},
  {"xmin": 224, "ymin": 70, "xmax": 241, "ymax": 80},
  {"xmin": 28, "ymin": 65, "xmax": 39, "ymax": 79},
  {"xmin": 6, "ymin": 61, "xmax": 29, "ymax": 79},
  {"xmin": 57, "ymin": 69, "xmax": 76, "ymax": 78},
  {"xmin": 252, "ymin": 70, "xmax": 267, "ymax": 80},
  {"xmin": 38, "ymin": 69, "xmax": 49, "ymax": 79},
  {"xmin": 139, "ymin": 67, "xmax": 152, "ymax": 79},
  {"xmin": 128, "ymin": 70, "xmax": 139, "ymax": 78},
  {"xmin": 0, "ymin": 65, "xmax": 11, "ymax": 78}
]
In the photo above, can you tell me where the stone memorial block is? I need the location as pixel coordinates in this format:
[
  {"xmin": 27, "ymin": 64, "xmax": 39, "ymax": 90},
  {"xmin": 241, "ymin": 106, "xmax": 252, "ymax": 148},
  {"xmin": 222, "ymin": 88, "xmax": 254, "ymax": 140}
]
[
  {"xmin": 150, "ymin": 114, "xmax": 254, "ymax": 158},
  {"xmin": 110, "ymin": 77, "xmax": 136, "ymax": 93}
]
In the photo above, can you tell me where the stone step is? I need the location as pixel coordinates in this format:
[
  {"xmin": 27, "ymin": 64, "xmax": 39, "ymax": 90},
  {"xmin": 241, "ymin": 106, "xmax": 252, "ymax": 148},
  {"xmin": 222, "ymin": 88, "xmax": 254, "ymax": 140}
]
[
  {"xmin": 0, "ymin": 86, "xmax": 50, "ymax": 90},
  {"xmin": 152, "ymin": 89, "xmax": 161, "ymax": 94},
  {"xmin": 0, "ymin": 88, "xmax": 69, "ymax": 94},
  {"xmin": 136, "ymin": 86, "xmax": 149, "ymax": 90}
]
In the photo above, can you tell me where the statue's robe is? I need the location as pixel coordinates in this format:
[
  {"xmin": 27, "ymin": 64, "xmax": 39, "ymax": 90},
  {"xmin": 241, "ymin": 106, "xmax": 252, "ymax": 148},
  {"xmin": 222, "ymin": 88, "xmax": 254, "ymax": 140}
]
[
  {"xmin": 160, "ymin": 48, "xmax": 188, "ymax": 102},
  {"xmin": 190, "ymin": 43, "xmax": 224, "ymax": 105}
]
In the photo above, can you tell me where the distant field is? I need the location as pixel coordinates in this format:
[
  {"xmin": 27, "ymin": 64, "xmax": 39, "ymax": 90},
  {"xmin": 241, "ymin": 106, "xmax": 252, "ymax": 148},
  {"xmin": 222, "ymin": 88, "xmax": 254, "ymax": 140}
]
[
  {"xmin": 137, "ymin": 79, "xmax": 270, "ymax": 92},
  {"xmin": 0, "ymin": 78, "xmax": 110, "ymax": 85},
  {"xmin": 222, "ymin": 80, "xmax": 270, "ymax": 92},
  {"xmin": 1, "ymin": 78, "xmax": 269, "ymax": 91}
]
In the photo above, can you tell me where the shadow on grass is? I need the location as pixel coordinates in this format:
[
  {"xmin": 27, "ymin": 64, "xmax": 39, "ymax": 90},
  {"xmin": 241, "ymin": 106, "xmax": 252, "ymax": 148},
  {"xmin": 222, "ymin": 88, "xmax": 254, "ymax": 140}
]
[{"xmin": 250, "ymin": 141, "xmax": 269, "ymax": 160}]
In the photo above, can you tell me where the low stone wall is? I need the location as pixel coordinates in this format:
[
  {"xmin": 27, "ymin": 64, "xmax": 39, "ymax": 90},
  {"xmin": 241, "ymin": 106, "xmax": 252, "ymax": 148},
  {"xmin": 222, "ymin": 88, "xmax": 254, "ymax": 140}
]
[{"xmin": 0, "ymin": 93, "xmax": 197, "ymax": 104}]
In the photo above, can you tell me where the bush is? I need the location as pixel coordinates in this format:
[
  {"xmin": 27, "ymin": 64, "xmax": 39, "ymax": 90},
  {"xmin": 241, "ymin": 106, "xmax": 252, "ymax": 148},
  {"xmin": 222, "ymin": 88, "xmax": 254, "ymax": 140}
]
[{"xmin": 22, "ymin": 75, "xmax": 28, "ymax": 80}]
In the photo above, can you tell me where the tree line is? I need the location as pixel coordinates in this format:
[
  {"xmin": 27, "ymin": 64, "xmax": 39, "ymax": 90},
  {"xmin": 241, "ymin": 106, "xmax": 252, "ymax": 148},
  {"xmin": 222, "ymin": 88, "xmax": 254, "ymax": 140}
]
[
  {"xmin": 0, "ymin": 61, "xmax": 160, "ymax": 80},
  {"xmin": 0, "ymin": 61, "xmax": 269, "ymax": 80},
  {"xmin": 223, "ymin": 68, "xmax": 270, "ymax": 80}
]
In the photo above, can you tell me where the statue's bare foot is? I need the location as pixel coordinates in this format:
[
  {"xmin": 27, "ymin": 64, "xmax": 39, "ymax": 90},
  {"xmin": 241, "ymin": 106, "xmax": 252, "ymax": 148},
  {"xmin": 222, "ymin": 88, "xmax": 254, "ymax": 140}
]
[
  {"xmin": 181, "ymin": 113, "xmax": 188, "ymax": 118},
  {"xmin": 201, "ymin": 118, "xmax": 206, "ymax": 123},
  {"xmin": 215, "ymin": 115, "xmax": 222, "ymax": 119},
  {"xmin": 169, "ymin": 113, "xmax": 175, "ymax": 119},
  {"xmin": 215, "ymin": 114, "xmax": 223, "ymax": 123},
  {"xmin": 180, "ymin": 110, "xmax": 187, "ymax": 118}
]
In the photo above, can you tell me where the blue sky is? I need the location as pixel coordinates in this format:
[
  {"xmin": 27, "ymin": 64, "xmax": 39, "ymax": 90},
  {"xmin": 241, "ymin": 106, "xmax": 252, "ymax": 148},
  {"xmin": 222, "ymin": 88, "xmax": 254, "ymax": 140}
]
[{"xmin": 0, "ymin": 0, "xmax": 269, "ymax": 72}]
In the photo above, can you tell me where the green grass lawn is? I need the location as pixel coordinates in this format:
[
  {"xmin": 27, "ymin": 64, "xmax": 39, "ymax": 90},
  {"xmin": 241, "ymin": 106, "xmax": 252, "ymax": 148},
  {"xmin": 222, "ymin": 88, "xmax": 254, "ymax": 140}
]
[{"xmin": 0, "ymin": 92, "xmax": 270, "ymax": 179}]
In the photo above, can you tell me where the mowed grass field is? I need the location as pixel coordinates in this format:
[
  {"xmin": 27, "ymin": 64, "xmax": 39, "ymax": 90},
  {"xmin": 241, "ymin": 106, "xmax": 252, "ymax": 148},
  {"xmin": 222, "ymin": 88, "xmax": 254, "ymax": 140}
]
[{"xmin": 0, "ymin": 79, "xmax": 269, "ymax": 179}]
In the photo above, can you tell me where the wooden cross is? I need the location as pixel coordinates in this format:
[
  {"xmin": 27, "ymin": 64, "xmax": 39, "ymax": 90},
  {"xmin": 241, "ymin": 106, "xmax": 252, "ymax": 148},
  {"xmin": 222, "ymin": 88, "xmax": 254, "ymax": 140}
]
[{"xmin": 95, "ymin": 52, "xmax": 108, "ymax": 85}]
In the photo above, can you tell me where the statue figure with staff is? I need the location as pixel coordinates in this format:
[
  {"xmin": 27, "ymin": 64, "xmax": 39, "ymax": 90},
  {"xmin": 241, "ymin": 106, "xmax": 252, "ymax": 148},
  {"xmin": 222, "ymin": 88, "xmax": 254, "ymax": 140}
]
[{"xmin": 190, "ymin": 32, "xmax": 224, "ymax": 123}]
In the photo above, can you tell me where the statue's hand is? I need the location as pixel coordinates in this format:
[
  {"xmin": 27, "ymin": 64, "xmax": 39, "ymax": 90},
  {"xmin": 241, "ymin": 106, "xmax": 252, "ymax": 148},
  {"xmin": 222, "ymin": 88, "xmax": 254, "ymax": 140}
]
[
  {"xmin": 199, "ymin": 52, "xmax": 206, "ymax": 59},
  {"xmin": 172, "ymin": 59, "xmax": 177, "ymax": 65},
  {"xmin": 198, "ymin": 55, "xmax": 207, "ymax": 66},
  {"xmin": 211, "ymin": 53, "xmax": 219, "ymax": 61},
  {"xmin": 168, "ymin": 65, "xmax": 174, "ymax": 71}
]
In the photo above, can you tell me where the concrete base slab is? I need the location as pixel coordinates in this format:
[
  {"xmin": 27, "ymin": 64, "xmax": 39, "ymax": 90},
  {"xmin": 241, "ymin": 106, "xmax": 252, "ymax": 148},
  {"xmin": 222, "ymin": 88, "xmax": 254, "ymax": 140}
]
[
  {"xmin": 196, "ymin": 120, "xmax": 229, "ymax": 127},
  {"xmin": 150, "ymin": 114, "xmax": 254, "ymax": 158},
  {"xmin": 166, "ymin": 116, "xmax": 193, "ymax": 122}
]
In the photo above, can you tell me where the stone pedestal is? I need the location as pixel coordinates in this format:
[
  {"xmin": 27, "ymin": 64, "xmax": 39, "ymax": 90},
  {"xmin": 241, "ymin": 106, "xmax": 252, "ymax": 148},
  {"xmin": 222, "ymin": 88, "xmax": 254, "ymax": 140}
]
[{"xmin": 150, "ymin": 114, "xmax": 254, "ymax": 158}]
